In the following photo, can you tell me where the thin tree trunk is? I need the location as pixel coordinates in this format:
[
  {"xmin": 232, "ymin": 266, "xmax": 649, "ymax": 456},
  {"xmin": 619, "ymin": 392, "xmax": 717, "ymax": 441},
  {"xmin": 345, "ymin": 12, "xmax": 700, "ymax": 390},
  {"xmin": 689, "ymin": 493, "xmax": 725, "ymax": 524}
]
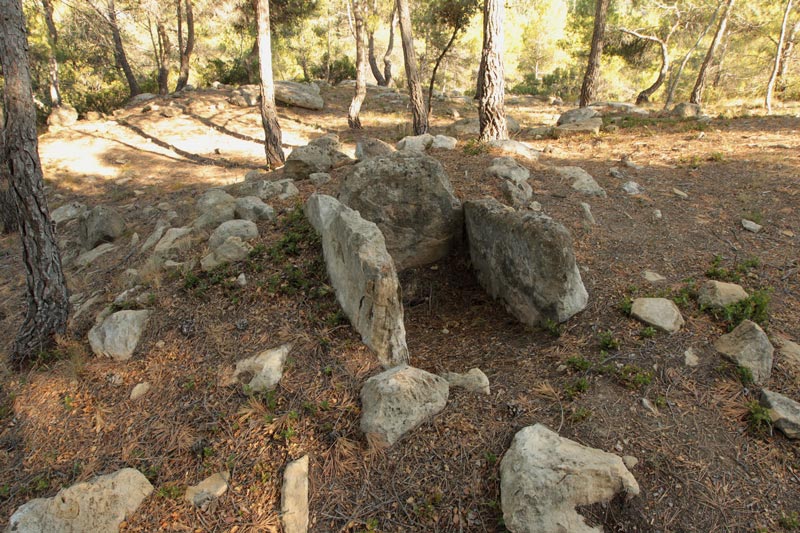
[
  {"xmin": 256, "ymin": 0, "xmax": 284, "ymax": 167},
  {"xmin": 478, "ymin": 0, "xmax": 507, "ymax": 141},
  {"xmin": 0, "ymin": 0, "xmax": 70, "ymax": 366},
  {"xmin": 383, "ymin": 5, "xmax": 396, "ymax": 86},
  {"xmin": 690, "ymin": 0, "xmax": 735, "ymax": 106},
  {"xmin": 175, "ymin": 0, "xmax": 194, "ymax": 91},
  {"xmin": 621, "ymin": 29, "xmax": 670, "ymax": 105},
  {"xmin": 580, "ymin": 0, "xmax": 610, "ymax": 107},
  {"xmin": 368, "ymin": 32, "xmax": 386, "ymax": 86},
  {"xmin": 766, "ymin": 0, "xmax": 794, "ymax": 113},
  {"xmin": 156, "ymin": 20, "xmax": 170, "ymax": 95},
  {"xmin": 348, "ymin": 0, "xmax": 367, "ymax": 128},
  {"xmin": 776, "ymin": 19, "xmax": 800, "ymax": 93},
  {"xmin": 664, "ymin": 4, "xmax": 719, "ymax": 110},
  {"xmin": 1, "ymin": 120, "xmax": 19, "ymax": 234},
  {"xmin": 106, "ymin": 0, "xmax": 140, "ymax": 97},
  {"xmin": 711, "ymin": 32, "xmax": 729, "ymax": 88},
  {"xmin": 396, "ymin": 0, "xmax": 428, "ymax": 134},
  {"xmin": 41, "ymin": 0, "xmax": 62, "ymax": 107},
  {"xmin": 474, "ymin": 8, "xmax": 488, "ymax": 101},
  {"xmin": 427, "ymin": 26, "xmax": 459, "ymax": 117}
]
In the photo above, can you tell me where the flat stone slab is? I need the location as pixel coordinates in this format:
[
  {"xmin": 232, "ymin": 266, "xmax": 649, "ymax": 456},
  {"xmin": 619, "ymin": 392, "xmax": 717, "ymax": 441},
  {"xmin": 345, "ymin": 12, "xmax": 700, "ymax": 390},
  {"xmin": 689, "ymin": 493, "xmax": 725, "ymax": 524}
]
[
  {"xmin": 441, "ymin": 368, "xmax": 490, "ymax": 395},
  {"xmin": 185, "ymin": 471, "xmax": 230, "ymax": 507},
  {"xmin": 760, "ymin": 389, "xmax": 800, "ymax": 439},
  {"xmin": 281, "ymin": 455, "xmax": 310, "ymax": 533},
  {"xmin": 553, "ymin": 118, "xmax": 603, "ymax": 138},
  {"xmin": 714, "ymin": 320, "xmax": 773, "ymax": 384},
  {"xmin": 631, "ymin": 298, "xmax": 684, "ymax": 333},
  {"xmin": 226, "ymin": 343, "xmax": 291, "ymax": 392}
]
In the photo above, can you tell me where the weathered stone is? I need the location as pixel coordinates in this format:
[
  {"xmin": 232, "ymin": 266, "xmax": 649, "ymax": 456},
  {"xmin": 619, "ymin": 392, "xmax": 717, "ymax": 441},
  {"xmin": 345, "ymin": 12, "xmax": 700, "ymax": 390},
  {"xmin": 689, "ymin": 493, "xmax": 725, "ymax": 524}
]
[
  {"xmin": 201, "ymin": 236, "xmax": 252, "ymax": 271},
  {"xmin": 622, "ymin": 181, "xmax": 643, "ymax": 194},
  {"xmin": 51, "ymin": 202, "xmax": 87, "ymax": 225},
  {"xmin": 556, "ymin": 107, "xmax": 600, "ymax": 125},
  {"xmin": 130, "ymin": 382, "xmax": 151, "ymax": 400},
  {"xmin": 192, "ymin": 203, "xmax": 236, "ymax": 229},
  {"xmin": 75, "ymin": 243, "xmax": 116, "ymax": 268},
  {"xmin": 283, "ymin": 134, "xmax": 348, "ymax": 180},
  {"xmin": 553, "ymin": 118, "xmax": 603, "ymax": 138},
  {"xmin": 742, "ymin": 219, "xmax": 762, "ymax": 233},
  {"xmin": 152, "ymin": 227, "xmax": 194, "ymax": 263},
  {"xmin": 307, "ymin": 196, "xmax": 409, "ymax": 366},
  {"xmin": 760, "ymin": 389, "xmax": 800, "ymax": 439},
  {"xmin": 339, "ymin": 151, "xmax": 463, "ymax": 271},
  {"xmin": 500, "ymin": 424, "xmax": 639, "ymax": 533},
  {"xmin": 281, "ymin": 456, "xmax": 309, "ymax": 533},
  {"xmin": 397, "ymin": 133, "xmax": 434, "ymax": 152},
  {"xmin": 47, "ymin": 104, "xmax": 79, "ymax": 128},
  {"xmin": 442, "ymin": 368, "xmax": 490, "ymax": 395},
  {"xmin": 776, "ymin": 337, "xmax": 800, "ymax": 367},
  {"xmin": 79, "ymin": 206, "xmax": 126, "ymax": 251},
  {"xmin": 489, "ymin": 139, "xmax": 539, "ymax": 161},
  {"xmin": 553, "ymin": 166, "xmax": 606, "ymax": 197},
  {"xmin": 698, "ymin": 280, "xmax": 749, "ymax": 309},
  {"xmin": 360, "ymin": 365, "xmax": 449, "ymax": 447},
  {"xmin": 631, "ymin": 298, "xmax": 684, "ymax": 333},
  {"xmin": 486, "ymin": 157, "xmax": 530, "ymax": 184},
  {"xmin": 714, "ymin": 320, "xmax": 773, "ymax": 385},
  {"xmin": 431, "ymin": 135, "xmax": 458, "ymax": 150},
  {"xmin": 304, "ymin": 193, "xmax": 343, "ymax": 234},
  {"xmin": 235, "ymin": 196, "xmax": 275, "ymax": 222},
  {"xmin": 197, "ymin": 189, "xmax": 236, "ymax": 213},
  {"xmin": 501, "ymin": 180, "xmax": 534, "ymax": 208},
  {"xmin": 671, "ymin": 102, "xmax": 702, "ymax": 119},
  {"xmin": 185, "ymin": 471, "xmax": 230, "ymax": 507},
  {"xmin": 309, "ymin": 172, "xmax": 331, "ymax": 186},
  {"xmin": 684, "ymin": 347, "xmax": 700, "ymax": 367},
  {"xmin": 275, "ymin": 80, "xmax": 324, "ymax": 110},
  {"xmin": 208, "ymin": 220, "xmax": 259, "ymax": 250},
  {"xmin": 464, "ymin": 198, "xmax": 588, "ymax": 324},
  {"xmin": 580, "ymin": 202, "xmax": 596, "ymax": 225},
  {"xmin": 227, "ymin": 344, "xmax": 291, "ymax": 392},
  {"xmin": 7, "ymin": 468, "xmax": 153, "ymax": 533},
  {"xmin": 355, "ymin": 137, "xmax": 396, "ymax": 160},
  {"xmin": 88, "ymin": 310, "xmax": 150, "ymax": 361},
  {"xmin": 642, "ymin": 270, "xmax": 666, "ymax": 283},
  {"xmin": 234, "ymin": 179, "xmax": 299, "ymax": 201},
  {"xmin": 446, "ymin": 116, "xmax": 521, "ymax": 136}
]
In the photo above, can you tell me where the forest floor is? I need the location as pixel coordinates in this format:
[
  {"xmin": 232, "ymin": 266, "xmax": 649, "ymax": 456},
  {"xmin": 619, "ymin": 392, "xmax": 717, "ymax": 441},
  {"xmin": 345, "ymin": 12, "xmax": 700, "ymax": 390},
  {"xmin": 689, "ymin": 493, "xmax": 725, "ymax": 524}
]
[{"xmin": 0, "ymin": 83, "xmax": 799, "ymax": 532}]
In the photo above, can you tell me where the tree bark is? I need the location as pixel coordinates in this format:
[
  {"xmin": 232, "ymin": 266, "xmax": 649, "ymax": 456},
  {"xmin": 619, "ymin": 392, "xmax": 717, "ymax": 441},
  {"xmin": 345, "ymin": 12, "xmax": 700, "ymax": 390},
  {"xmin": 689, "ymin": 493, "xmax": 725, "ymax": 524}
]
[
  {"xmin": 41, "ymin": 0, "xmax": 62, "ymax": 107},
  {"xmin": 690, "ymin": 0, "xmax": 735, "ymax": 106},
  {"xmin": 368, "ymin": 32, "xmax": 386, "ymax": 86},
  {"xmin": 664, "ymin": 4, "xmax": 719, "ymax": 110},
  {"xmin": 621, "ymin": 28, "xmax": 670, "ymax": 105},
  {"xmin": 156, "ymin": 20, "xmax": 171, "ymax": 95},
  {"xmin": 776, "ymin": 19, "xmax": 800, "ymax": 93},
  {"xmin": 0, "ymin": 0, "xmax": 70, "ymax": 366},
  {"xmin": 477, "ymin": 0, "xmax": 507, "ymax": 141},
  {"xmin": 175, "ymin": 0, "xmax": 194, "ymax": 91},
  {"xmin": 106, "ymin": 0, "xmax": 140, "ymax": 97},
  {"xmin": 348, "ymin": 0, "xmax": 367, "ymax": 128},
  {"xmin": 256, "ymin": 0, "xmax": 284, "ymax": 167},
  {"xmin": 383, "ymin": 5, "xmax": 396, "ymax": 86},
  {"xmin": 1, "ymin": 121, "xmax": 19, "ymax": 234},
  {"xmin": 766, "ymin": 0, "xmax": 794, "ymax": 114},
  {"xmin": 396, "ymin": 0, "xmax": 428, "ymax": 134},
  {"xmin": 427, "ymin": 26, "xmax": 459, "ymax": 117},
  {"xmin": 580, "ymin": 0, "xmax": 610, "ymax": 107}
]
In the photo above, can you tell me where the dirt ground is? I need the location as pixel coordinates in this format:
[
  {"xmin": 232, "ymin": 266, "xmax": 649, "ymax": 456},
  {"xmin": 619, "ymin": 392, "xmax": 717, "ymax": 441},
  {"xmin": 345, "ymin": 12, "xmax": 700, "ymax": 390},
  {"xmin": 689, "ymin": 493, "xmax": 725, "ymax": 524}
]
[{"xmin": 1, "ymin": 83, "xmax": 799, "ymax": 532}]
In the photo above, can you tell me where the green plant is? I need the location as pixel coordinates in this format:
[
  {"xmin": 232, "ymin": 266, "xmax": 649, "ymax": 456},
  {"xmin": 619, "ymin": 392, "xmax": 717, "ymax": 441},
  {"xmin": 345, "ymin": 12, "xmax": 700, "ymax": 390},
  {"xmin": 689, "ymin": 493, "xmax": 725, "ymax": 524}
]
[
  {"xmin": 619, "ymin": 365, "xmax": 653, "ymax": 388},
  {"xmin": 463, "ymin": 139, "xmax": 487, "ymax": 155},
  {"xmin": 737, "ymin": 366, "xmax": 754, "ymax": 386},
  {"xmin": 565, "ymin": 377, "xmax": 589, "ymax": 399},
  {"xmin": 779, "ymin": 511, "xmax": 800, "ymax": 530},
  {"xmin": 280, "ymin": 426, "xmax": 296, "ymax": 442},
  {"xmin": 484, "ymin": 451, "xmax": 498, "ymax": 465},
  {"xmin": 639, "ymin": 326, "xmax": 657, "ymax": 339},
  {"xmin": 543, "ymin": 318, "xmax": 562, "ymax": 338},
  {"xmin": 708, "ymin": 151, "xmax": 725, "ymax": 162},
  {"xmin": 654, "ymin": 395, "xmax": 667, "ymax": 409},
  {"xmin": 566, "ymin": 356, "xmax": 591, "ymax": 372},
  {"xmin": 717, "ymin": 289, "xmax": 771, "ymax": 329},
  {"xmin": 598, "ymin": 330, "xmax": 621, "ymax": 350},
  {"xmin": 705, "ymin": 255, "xmax": 740, "ymax": 283},
  {"xmin": 746, "ymin": 400, "xmax": 772, "ymax": 436},
  {"xmin": 619, "ymin": 297, "xmax": 633, "ymax": 316},
  {"xmin": 569, "ymin": 406, "xmax": 592, "ymax": 423},
  {"xmin": 157, "ymin": 484, "xmax": 184, "ymax": 499}
]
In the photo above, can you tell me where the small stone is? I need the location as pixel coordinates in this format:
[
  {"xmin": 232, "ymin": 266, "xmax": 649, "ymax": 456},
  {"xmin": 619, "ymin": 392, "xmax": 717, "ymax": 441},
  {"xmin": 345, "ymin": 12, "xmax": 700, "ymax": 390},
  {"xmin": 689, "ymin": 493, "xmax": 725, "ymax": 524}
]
[
  {"xmin": 642, "ymin": 270, "xmax": 666, "ymax": 283},
  {"xmin": 609, "ymin": 167, "xmax": 626, "ymax": 180},
  {"xmin": 684, "ymin": 347, "xmax": 700, "ymax": 367},
  {"xmin": 441, "ymin": 368, "xmax": 490, "ymax": 395},
  {"xmin": 229, "ymin": 343, "xmax": 291, "ymax": 392},
  {"xmin": 760, "ymin": 389, "xmax": 800, "ymax": 439},
  {"xmin": 622, "ymin": 181, "xmax": 643, "ymax": 194},
  {"xmin": 309, "ymin": 172, "xmax": 331, "ymax": 186},
  {"xmin": 185, "ymin": 471, "xmax": 230, "ymax": 507},
  {"xmin": 554, "ymin": 166, "xmax": 606, "ymax": 197},
  {"xmin": 776, "ymin": 337, "xmax": 800, "ymax": 367},
  {"xmin": 697, "ymin": 280, "xmax": 749, "ymax": 309},
  {"xmin": 622, "ymin": 455, "xmax": 639, "ymax": 469},
  {"xmin": 654, "ymin": 209, "xmax": 662, "ymax": 219},
  {"xmin": 281, "ymin": 456, "xmax": 309, "ymax": 533},
  {"xmin": 580, "ymin": 202, "xmax": 596, "ymax": 225},
  {"xmin": 130, "ymin": 382, "xmax": 151, "ymax": 400},
  {"xmin": 742, "ymin": 219, "xmax": 762, "ymax": 233},
  {"xmin": 631, "ymin": 298, "xmax": 684, "ymax": 333},
  {"xmin": 88, "ymin": 310, "xmax": 151, "ymax": 361},
  {"xmin": 237, "ymin": 273, "xmax": 247, "ymax": 287},
  {"xmin": 641, "ymin": 397, "xmax": 658, "ymax": 415},
  {"xmin": 672, "ymin": 188, "xmax": 689, "ymax": 199},
  {"xmin": 431, "ymin": 135, "xmax": 457, "ymax": 150},
  {"xmin": 714, "ymin": 320, "xmax": 773, "ymax": 385}
]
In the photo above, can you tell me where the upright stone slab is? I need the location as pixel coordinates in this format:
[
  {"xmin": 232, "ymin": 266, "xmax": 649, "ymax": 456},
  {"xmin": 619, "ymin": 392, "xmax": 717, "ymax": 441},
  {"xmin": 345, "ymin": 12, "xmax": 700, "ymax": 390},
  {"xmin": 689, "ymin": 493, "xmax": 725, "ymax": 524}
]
[
  {"xmin": 339, "ymin": 151, "xmax": 463, "ymax": 271},
  {"xmin": 464, "ymin": 198, "xmax": 588, "ymax": 324},
  {"xmin": 305, "ymin": 195, "xmax": 409, "ymax": 367}
]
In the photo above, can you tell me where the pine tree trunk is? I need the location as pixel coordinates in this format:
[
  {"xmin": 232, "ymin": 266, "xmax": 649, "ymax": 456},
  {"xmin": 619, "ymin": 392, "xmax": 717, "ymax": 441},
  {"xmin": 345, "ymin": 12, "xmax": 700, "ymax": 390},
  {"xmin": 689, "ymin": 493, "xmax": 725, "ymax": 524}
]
[
  {"xmin": 621, "ymin": 29, "xmax": 670, "ymax": 105},
  {"xmin": 368, "ymin": 32, "xmax": 386, "ymax": 86},
  {"xmin": 41, "ymin": 0, "xmax": 62, "ymax": 107},
  {"xmin": 428, "ymin": 27, "xmax": 459, "ymax": 117},
  {"xmin": 383, "ymin": 5, "xmax": 395, "ymax": 86},
  {"xmin": 107, "ymin": 0, "xmax": 140, "ymax": 97},
  {"xmin": 0, "ymin": 0, "xmax": 70, "ymax": 366},
  {"xmin": 477, "ymin": 0, "xmax": 507, "ymax": 141},
  {"xmin": 156, "ymin": 20, "xmax": 171, "ymax": 95},
  {"xmin": 690, "ymin": 0, "xmax": 735, "ymax": 106},
  {"xmin": 175, "ymin": 0, "xmax": 194, "ymax": 91},
  {"xmin": 348, "ymin": 0, "xmax": 367, "ymax": 128},
  {"xmin": 1, "ymin": 121, "xmax": 19, "ymax": 234},
  {"xmin": 579, "ymin": 0, "xmax": 610, "ymax": 107},
  {"xmin": 776, "ymin": 20, "xmax": 800, "ymax": 93},
  {"xmin": 256, "ymin": 0, "xmax": 284, "ymax": 167},
  {"xmin": 396, "ymin": 0, "xmax": 428, "ymax": 134},
  {"xmin": 664, "ymin": 4, "xmax": 719, "ymax": 110},
  {"xmin": 766, "ymin": 0, "xmax": 794, "ymax": 114}
]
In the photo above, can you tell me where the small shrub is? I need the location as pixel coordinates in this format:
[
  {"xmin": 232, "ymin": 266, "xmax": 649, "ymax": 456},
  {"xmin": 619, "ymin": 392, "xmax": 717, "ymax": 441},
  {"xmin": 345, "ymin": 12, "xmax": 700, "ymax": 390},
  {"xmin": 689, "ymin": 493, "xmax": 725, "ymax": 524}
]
[
  {"xmin": 718, "ymin": 289, "xmax": 771, "ymax": 329},
  {"xmin": 737, "ymin": 366, "xmax": 754, "ymax": 386},
  {"xmin": 598, "ymin": 330, "xmax": 621, "ymax": 351},
  {"xmin": 543, "ymin": 318, "xmax": 562, "ymax": 338},
  {"xmin": 619, "ymin": 297, "xmax": 633, "ymax": 316},
  {"xmin": 779, "ymin": 511, "xmax": 800, "ymax": 530},
  {"xmin": 569, "ymin": 406, "xmax": 592, "ymax": 423},
  {"xmin": 639, "ymin": 326, "xmax": 657, "ymax": 339},
  {"xmin": 706, "ymin": 255, "xmax": 740, "ymax": 282},
  {"xmin": 746, "ymin": 400, "xmax": 772, "ymax": 436},
  {"xmin": 566, "ymin": 356, "xmax": 591, "ymax": 372},
  {"xmin": 463, "ymin": 139, "xmax": 487, "ymax": 156}
]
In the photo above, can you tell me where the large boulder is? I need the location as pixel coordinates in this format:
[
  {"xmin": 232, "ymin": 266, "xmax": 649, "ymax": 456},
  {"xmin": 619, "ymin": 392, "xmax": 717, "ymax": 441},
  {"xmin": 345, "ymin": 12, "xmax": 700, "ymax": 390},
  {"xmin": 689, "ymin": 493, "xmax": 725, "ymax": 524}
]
[
  {"xmin": 500, "ymin": 424, "xmax": 639, "ymax": 533},
  {"xmin": 47, "ymin": 104, "xmax": 79, "ymax": 129},
  {"xmin": 360, "ymin": 365, "xmax": 449, "ymax": 447},
  {"xmin": 193, "ymin": 189, "xmax": 236, "ymax": 229},
  {"xmin": 275, "ymin": 80, "xmax": 324, "ymax": 110},
  {"xmin": 235, "ymin": 196, "xmax": 275, "ymax": 222},
  {"xmin": 7, "ymin": 468, "xmax": 153, "ymax": 533},
  {"xmin": 356, "ymin": 137, "xmax": 396, "ymax": 160},
  {"xmin": 305, "ymin": 195, "xmax": 409, "ymax": 367},
  {"xmin": 338, "ymin": 151, "xmax": 463, "ymax": 271},
  {"xmin": 671, "ymin": 102, "xmax": 702, "ymax": 119},
  {"xmin": 88, "ymin": 310, "xmax": 150, "ymax": 361},
  {"xmin": 79, "ymin": 206, "xmax": 126, "ymax": 251},
  {"xmin": 714, "ymin": 320, "xmax": 774, "ymax": 384},
  {"xmin": 464, "ymin": 198, "xmax": 588, "ymax": 324}
]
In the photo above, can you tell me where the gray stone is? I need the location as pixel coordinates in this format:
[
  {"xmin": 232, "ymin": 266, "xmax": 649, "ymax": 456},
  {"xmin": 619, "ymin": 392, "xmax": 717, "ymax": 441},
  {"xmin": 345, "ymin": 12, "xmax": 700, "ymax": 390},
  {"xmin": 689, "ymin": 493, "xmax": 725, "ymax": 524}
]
[
  {"xmin": 197, "ymin": 189, "xmax": 236, "ymax": 213},
  {"xmin": 554, "ymin": 166, "xmax": 606, "ymax": 197},
  {"xmin": 671, "ymin": 102, "xmax": 702, "ymax": 119},
  {"xmin": 7, "ymin": 468, "xmax": 153, "ymax": 533},
  {"xmin": 553, "ymin": 118, "xmax": 603, "ymax": 138},
  {"xmin": 79, "ymin": 206, "xmax": 126, "ymax": 251},
  {"xmin": 88, "ymin": 310, "xmax": 150, "ymax": 361},
  {"xmin": 622, "ymin": 181, "xmax": 643, "ymax": 194},
  {"xmin": 228, "ymin": 344, "xmax": 291, "ymax": 392},
  {"xmin": 75, "ymin": 243, "xmax": 116, "ymax": 268},
  {"xmin": 776, "ymin": 337, "xmax": 800, "ymax": 367},
  {"xmin": 275, "ymin": 80, "xmax": 324, "ymax": 110},
  {"xmin": 235, "ymin": 179, "xmax": 299, "ymax": 201},
  {"xmin": 631, "ymin": 298, "xmax": 684, "ymax": 333},
  {"xmin": 235, "ymin": 196, "xmax": 275, "ymax": 222},
  {"xmin": 489, "ymin": 139, "xmax": 540, "ymax": 161},
  {"xmin": 500, "ymin": 424, "xmax": 639, "ymax": 533},
  {"xmin": 464, "ymin": 198, "xmax": 588, "ymax": 325},
  {"xmin": 339, "ymin": 151, "xmax": 463, "ymax": 271},
  {"xmin": 580, "ymin": 202, "xmax": 596, "ymax": 225},
  {"xmin": 236, "ymin": 273, "xmax": 247, "ymax": 287},
  {"xmin": 673, "ymin": 188, "xmax": 689, "ymax": 199},
  {"xmin": 557, "ymin": 107, "xmax": 600, "ymax": 126},
  {"xmin": 152, "ymin": 227, "xmax": 193, "ymax": 263},
  {"xmin": 355, "ymin": 137, "xmax": 396, "ymax": 160},
  {"xmin": 281, "ymin": 456, "xmax": 309, "ymax": 533},
  {"xmin": 697, "ymin": 280, "xmax": 749, "ymax": 309},
  {"xmin": 446, "ymin": 116, "xmax": 521, "ymax": 136},
  {"xmin": 209, "ymin": 220, "xmax": 259, "ymax": 250},
  {"xmin": 360, "ymin": 365, "xmax": 449, "ymax": 447},
  {"xmin": 309, "ymin": 172, "xmax": 331, "ymax": 186},
  {"xmin": 130, "ymin": 382, "xmax": 151, "ymax": 401},
  {"xmin": 397, "ymin": 133, "xmax": 434, "ymax": 152},
  {"xmin": 486, "ymin": 157, "xmax": 530, "ymax": 184},
  {"xmin": 185, "ymin": 472, "xmax": 230, "ymax": 508},
  {"xmin": 714, "ymin": 320, "xmax": 773, "ymax": 385},
  {"xmin": 47, "ymin": 104, "xmax": 79, "ymax": 128},
  {"xmin": 51, "ymin": 202, "xmax": 87, "ymax": 225},
  {"xmin": 307, "ymin": 196, "xmax": 409, "ymax": 367},
  {"xmin": 442, "ymin": 368, "xmax": 490, "ymax": 395},
  {"xmin": 501, "ymin": 180, "xmax": 533, "ymax": 208},
  {"xmin": 760, "ymin": 389, "xmax": 800, "ymax": 439},
  {"xmin": 684, "ymin": 347, "xmax": 700, "ymax": 367},
  {"xmin": 642, "ymin": 270, "xmax": 666, "ymax": 283},
  {"xmin": 284, "ymin": 134, "xmax": 349, "ymax": 180},
  {"xmin": 192, "ymin": 204, "xmax": 236, "ymax": 229},
  {"xmin": 201, "ymin": 236, "xmax": 253, "ymax": 271},
  {"xmin": 431, "ymin": 135, "xmax": 458, "ymax": 150},
  {"xmin": 742, "ymin": 219, "xmax": 762, "ymax": 233},
  {"xmin": 130, "ymin": 93, "xmax": 156, "ymax": 104}
]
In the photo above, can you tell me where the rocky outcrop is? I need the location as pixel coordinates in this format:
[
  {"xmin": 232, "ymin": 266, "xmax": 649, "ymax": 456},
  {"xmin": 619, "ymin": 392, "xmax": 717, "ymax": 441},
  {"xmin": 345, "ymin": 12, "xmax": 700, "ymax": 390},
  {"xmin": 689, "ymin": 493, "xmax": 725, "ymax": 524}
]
[
  {"xmin": 500, "ymin": 424, "xmax": 639, "ymax": 533},
  {"xmin": 360, "ymin": 365, "xmax": 449, "ymax": 447},
  {"xmin": 464, "ymin": 198, "xmax": 588, "ymax": 325},
  {"xmin": 714, "ymin": 320, "xmax": 773, "ymax": 384},
  {"xmin": 339, "ymin": 151, "xmax": 463, "ymax": 271},
  {"xmin": 88, "ymin": 310, "xmax": 150, "ymax": 361}
]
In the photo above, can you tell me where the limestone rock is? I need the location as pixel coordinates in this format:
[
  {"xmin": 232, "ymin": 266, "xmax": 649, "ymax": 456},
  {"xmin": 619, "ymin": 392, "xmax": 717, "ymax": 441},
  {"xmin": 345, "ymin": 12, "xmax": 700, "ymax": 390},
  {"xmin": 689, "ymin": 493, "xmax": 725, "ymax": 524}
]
[
  {"xmin": 486, "ymin": 157, "xmax": 530, "ymax": 184},
  {"xmin": 309, "ymin": 172, "xmax": 331, "ymax": 186},
  {"xmin": 281, "ymin": 456, "xmax": 309, "ymax": 533},
  {"xmin": 304, "ymin": 193, "xmax": 343, "ymax": 234},
  {"xmin": 284, "ymin": 134, "xmax": 349, "ymax": 180},
  {"xmin": 553, "ymin": 118, "xmax": 603, "ymax": 138},
  {"xmin": 130, "ymin": 382, "xmax": 151, "ymax": 400},
  {"xmin": 500, "ymin": 424, "xmax": 639, "ymax": 533},
  {"xmin": 556, "ymin": 107, "xmax": 600, "ymax": 126},
  {"xmin": 431, "ymin": 135, "xmax": 458, "ymax": 150},
  {"xmin": 201, "ymin": 236, "xmax": 252, "ymax": 271},
  {"xmin": 47, "ymin": 104, "xmax": 79, "ymax": 128},
  {"xmin": 714, "ymin": 320, "xmax": 773, "ymax": 385},
  {"xmin": 501, "ymin": 180, "xmax": 534, "ymax": 208},
  {"xmin": 193, "ymin": 189, "xmax": 236, "ymax": 228},
  {"xmin": 698, "ymin": 280, "xmax": 749, "ymax": 309},
  {"xmin": 7, "ymin": 468, "xmax": 153, "ymax": 533},
  {"xmin": 622, "ymin": 181, "xmax": 643, "ymax": 194},
  {"xmin": 275, "ymin": 80, "xmax": 324, "ymax": 110},
  {"xmin": 631, "ymin": 298, "xmax": 684, "ymax": 333},
  {"xmin": 185, "ymin": 471, "xmax": 230, "ymax": 507},
  {"xmin": 776, "ymin": 337, "xmax": 800, "ymax": 367},
  {"xmin": 464, "ymin": 198, "xmax": 588, "ymax": 325},
  {"xmin": 489, "ymin": 139, "xmax": 540, "ymax": 161},
  {"xmin": 355, "ymin": 137, "xmax": 395, "ymax": 160},
  {"xmin": 307, "ymin": 196, "xmax": 409, "ymax": 366},
  {"xmin": 79, "ymin": 206, "xmax": 126, "ymax": 251},
  {"xmin": 235, "ymin": 179, "xmax": 299, "ymax": 201},
  {"xmin": 141, "ymin": 221, "xmax": 169, "ymax": 252},
  {"xmin": 208, "ymin": 220, "xmax": 259, "ymax": 250},
  {"xmin": 360, "ymin": 365, "xmax": 449, "ymax": 447},
  {"xmin": 235, "ymin": 196, "xmax": 275, "ymax": 222},
  {"xmin": 442, "ymin": 368, "xmax": 490, "ymax": 395},
  {"xmin": 88, "ymin": 310, "xmax": 150, "ymax": 361},
  {"xmin": 642, "ymin": 270, "xmax": 666, "ymax": 283},
  {"xmin": 51, "ymin": 202, "xmax": 87, "ymax": 225},
  {"xmin": 339, "ymin": 151, "xmax": 463, "ymax": 271},
  {"xmin": 742, "ymin": 219, "xmax": 762, "ymax": 233},
  {"xmin": 229, "ymin": 344, "xmax": 291, "ymax": 392},
  {"xmin": 671, "ymin": 102, "xmax": 702, "ymax": 119},
  {"xmin": 152, "ymin": 227, "xmax": 193, "ymax": 264},
  {"xmin": 397, "ymin": 133, "xmax": 434, "ymax": 152},
  {"xmin": 760, "ymin": 389, "xmax": 800, "ymax": 439},
  {"xmin": 75, "ymin": 243, "xmax": 116, "ymax": 269},
  {"xmin": 197, "ymin": 189, "xmax": 236, "ymax": 213},
  {"xmin": 554, "ymin": 166, "xmax": 606, "ymax": 197},
  {"xmin": 684, "ymin": 347, "xmax": 700, "ymax": 367}
]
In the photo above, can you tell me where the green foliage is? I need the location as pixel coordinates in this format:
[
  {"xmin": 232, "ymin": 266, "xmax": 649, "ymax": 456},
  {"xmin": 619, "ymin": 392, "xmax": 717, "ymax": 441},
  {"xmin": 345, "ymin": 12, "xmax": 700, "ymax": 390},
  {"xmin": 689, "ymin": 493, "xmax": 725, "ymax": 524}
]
[
  {"xmin": 565, "ymin": 377, "xmax": 589, "ymax": 399},
  {"xmin": 779, "ymin": 512, "xmax": 800, "ymax": 530},
  {"xmin": 619, "ymin": 297, "xmax": 633, "ymax": 315},
  {"xmin": 716, "ymin": 289, "xmax": 772, "ymax": 329},
  {"xmin": 510, "ymin": 67, "xmax": 582, "ymax": 98},
  {"xmin": 746, "ymin": 400, "xmax": 772, "ymax": 436},
  {"xmin": 706, "ymin": 255, "xmax": 741, "ymax": 283},
  {"xmin": 566, "ymin": 356, "xmax": 591, "ymax": 372},
  {"xmin": 618, "ymin": 365, "xmax": 652, "ymax": 389},
  {"xmin": 311, "ymin": 54, "xmax": 356, "ymax": 85},
  {"xmin": 639, "ymin": 326, "xmax": 657, "ymax": 339},
  {"xmin": 569, "ymin": 406, "xmax": 591, "ymax": 423},
  {"xmin": 542, "ymin": 318, "xmax": 562, "ymax": 338},
  {"xmin": 462, "ymin": 139, "xmax": 487, "ymax": 155},
  {"xmin": 598, "ymin": 330, "xmax": 621, "ymax": 351},
  {"xmin": 156, "ymin": 484, "xmax": 185, "ymax": 499},
  {"xmin": 737, "ymin": 366, "xmax": 754, "ymax": 386}
]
